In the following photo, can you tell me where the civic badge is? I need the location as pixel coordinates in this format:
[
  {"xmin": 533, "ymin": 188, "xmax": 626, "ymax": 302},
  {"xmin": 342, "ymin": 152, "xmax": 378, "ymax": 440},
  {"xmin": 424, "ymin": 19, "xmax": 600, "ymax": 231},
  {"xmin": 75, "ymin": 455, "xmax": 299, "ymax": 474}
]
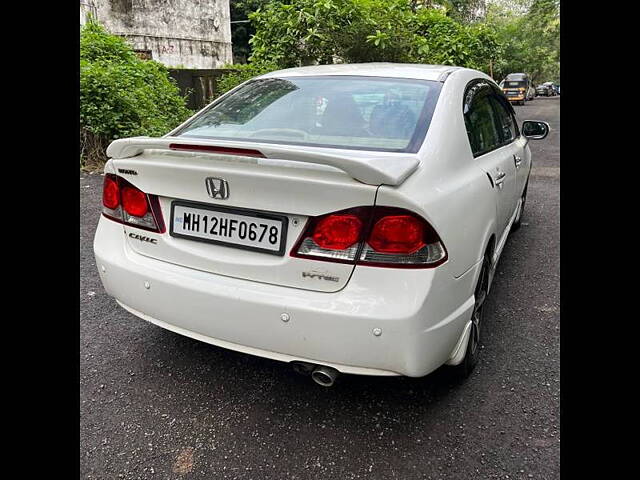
[{"xmin": 205, "ymin": 177, "xmax": 230, "ymax": 199}]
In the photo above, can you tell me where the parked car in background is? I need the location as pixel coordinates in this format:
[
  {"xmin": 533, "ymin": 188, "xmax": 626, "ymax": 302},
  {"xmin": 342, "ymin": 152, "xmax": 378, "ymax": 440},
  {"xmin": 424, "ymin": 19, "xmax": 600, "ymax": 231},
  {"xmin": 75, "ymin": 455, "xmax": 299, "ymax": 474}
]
[
  {"xmin": 535, "ymin": 83, "xmax": 550, "ymax": 96},
  {"xmin": 501, "ymin": 73, "xmax": 535, "ymax": 105},
  {"xmin": 94, "ymin": 64, "xmax": 550, "ymax": 386},
  {"xmin": 537, "ymin": 81, "xmax": 556, "ymax": 96}
]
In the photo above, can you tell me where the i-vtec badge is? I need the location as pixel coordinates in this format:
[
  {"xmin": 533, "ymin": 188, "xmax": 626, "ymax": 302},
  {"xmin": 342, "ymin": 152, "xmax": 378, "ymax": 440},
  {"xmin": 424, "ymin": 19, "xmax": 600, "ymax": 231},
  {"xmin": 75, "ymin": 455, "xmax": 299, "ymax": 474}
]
[
  {"xmin": 129, "ymin": 233, "xmax": 157, "ymax": 244},
  {"xmin": 205, "ymin": 177, "xmax": 230, "ymax": 199},
  {"xmin": 302, "ymin": 271, "xmax": 340, "ymax": 282}
]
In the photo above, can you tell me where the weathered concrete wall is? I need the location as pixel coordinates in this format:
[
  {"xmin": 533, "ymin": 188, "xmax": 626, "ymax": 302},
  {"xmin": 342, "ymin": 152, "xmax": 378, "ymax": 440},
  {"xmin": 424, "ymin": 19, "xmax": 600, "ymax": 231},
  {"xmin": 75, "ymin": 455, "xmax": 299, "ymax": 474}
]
[
  {"xmin": 80, "ymin": 1, "xmax": 98, "ymax": 26},
  {"xmin": 82, "ymin": 0, "xmax": 232, "ymax": 68}
]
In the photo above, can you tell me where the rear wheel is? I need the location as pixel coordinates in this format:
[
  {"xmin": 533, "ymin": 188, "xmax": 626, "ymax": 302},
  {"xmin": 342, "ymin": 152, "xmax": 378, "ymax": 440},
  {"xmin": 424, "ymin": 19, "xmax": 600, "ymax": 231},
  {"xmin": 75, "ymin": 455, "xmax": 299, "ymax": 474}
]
[{"xmin": 451, "ymin": 254, "xmax": 490, "ymax": 378}]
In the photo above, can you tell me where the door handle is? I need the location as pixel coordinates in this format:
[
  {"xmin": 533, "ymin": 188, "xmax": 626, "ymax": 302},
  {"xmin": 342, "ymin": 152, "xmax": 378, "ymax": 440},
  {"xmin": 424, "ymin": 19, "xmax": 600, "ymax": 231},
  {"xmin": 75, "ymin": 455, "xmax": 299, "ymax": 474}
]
[
  {"xmin": 494, "ymin": 170, "xmax": 506, "ymax": 188},
  {"xmin": 514, "ymin": 154, "xmax": 522, "ymax": 168}
]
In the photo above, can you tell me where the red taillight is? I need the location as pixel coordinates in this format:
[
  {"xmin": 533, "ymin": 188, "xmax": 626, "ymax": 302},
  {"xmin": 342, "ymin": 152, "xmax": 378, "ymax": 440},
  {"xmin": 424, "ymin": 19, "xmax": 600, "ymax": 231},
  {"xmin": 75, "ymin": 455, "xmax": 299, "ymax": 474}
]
[
  {"xmin": 368, "ymin": 215, "xmax": 425, "ymax": 254},
  {"xmin": 102, "ymin": 176, "xmax": 120, "ymax": 210},
  {"xmin": 291, "ymin": 206, "xmax": 447, "ymax": 268},
  {"xmin": 121, "ymin": 186, "xmax": 149, "ymax": 217},
  {"xmin": 312, "ymin": 214, "xmax": 363, "ymax": 250},
  {"xmin": 101, "ymin": 174, "xmax": 165, "ymax": 233}
]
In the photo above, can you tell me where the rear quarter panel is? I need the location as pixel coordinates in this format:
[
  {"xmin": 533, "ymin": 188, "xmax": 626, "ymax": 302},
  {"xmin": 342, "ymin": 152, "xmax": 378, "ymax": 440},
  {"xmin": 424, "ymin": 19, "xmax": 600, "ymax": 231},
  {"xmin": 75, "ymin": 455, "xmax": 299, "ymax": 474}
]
[{"xmin": 376, "ymin": 69, "xmax": 497, "ymax": 279}]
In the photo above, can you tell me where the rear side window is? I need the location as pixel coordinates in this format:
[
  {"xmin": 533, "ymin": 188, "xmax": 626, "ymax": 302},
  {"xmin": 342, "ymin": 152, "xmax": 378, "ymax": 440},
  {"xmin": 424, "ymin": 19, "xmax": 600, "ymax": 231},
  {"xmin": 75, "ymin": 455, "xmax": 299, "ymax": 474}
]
[
  {"xmin": 464, "ymin": 87, "xmax": 502, "ymax": 157},
  {"xmin": 489, "ymin": 96, "xmax": 518, "ymax": 143}
]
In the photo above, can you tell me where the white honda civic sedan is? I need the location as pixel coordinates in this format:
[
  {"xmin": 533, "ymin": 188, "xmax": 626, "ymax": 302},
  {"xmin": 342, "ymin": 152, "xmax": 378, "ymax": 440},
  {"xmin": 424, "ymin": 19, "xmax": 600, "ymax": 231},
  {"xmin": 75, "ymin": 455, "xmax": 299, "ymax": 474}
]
[{"xmin": 94, "ymin": 63, "xmax": 549, "ymax": 386}]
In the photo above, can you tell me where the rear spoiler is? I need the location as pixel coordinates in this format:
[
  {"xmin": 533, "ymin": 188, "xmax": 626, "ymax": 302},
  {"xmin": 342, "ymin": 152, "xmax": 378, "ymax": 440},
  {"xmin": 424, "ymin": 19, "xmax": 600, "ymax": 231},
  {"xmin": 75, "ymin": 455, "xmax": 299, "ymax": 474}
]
[{"xmin": 106, "ymin": 136, "xmax": 420, "ymax": 186}]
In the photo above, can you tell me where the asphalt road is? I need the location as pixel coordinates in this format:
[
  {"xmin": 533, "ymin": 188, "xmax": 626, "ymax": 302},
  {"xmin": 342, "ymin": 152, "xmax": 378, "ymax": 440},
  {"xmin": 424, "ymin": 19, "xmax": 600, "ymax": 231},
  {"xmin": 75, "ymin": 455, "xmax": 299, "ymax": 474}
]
[{"xmin": 80, "ymin": 96, "xmax": 560, "ymax": 479}]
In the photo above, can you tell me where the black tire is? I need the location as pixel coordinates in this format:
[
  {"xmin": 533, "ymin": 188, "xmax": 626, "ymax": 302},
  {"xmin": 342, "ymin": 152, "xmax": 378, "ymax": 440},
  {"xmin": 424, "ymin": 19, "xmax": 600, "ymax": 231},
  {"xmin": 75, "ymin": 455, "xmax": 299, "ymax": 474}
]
[
  {"xmin": 450, "ymin": 254, "xmax": 490, "ymax": 378},
  {"xmin": 511, "ymin": 180, "xmax": 528, "ymax": 232}
]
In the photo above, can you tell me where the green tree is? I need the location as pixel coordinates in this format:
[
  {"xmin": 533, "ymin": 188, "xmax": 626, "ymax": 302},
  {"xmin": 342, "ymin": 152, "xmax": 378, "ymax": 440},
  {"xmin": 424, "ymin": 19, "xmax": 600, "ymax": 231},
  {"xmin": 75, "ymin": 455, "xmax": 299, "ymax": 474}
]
[
  {"xmin": 487, "ymin": 0, "xmax": 559, "ymax": 83},
  {"xmin": 218, "ymin": 0, "xmax": 556, "ymax": 95},
  {"xmin": 248, "ymin": 0, "xmax": 500, "ymax": 69},
  {"xmin": 444, "ymin": 0, "xmax": 487, "ymax": 23},
  {"xmin": 230, "ymin": 0, "xmax": 272, "ymax": 63},
  {"xmin": 248, "ymin": 0, "xmax": 363, "ymax": 67}
]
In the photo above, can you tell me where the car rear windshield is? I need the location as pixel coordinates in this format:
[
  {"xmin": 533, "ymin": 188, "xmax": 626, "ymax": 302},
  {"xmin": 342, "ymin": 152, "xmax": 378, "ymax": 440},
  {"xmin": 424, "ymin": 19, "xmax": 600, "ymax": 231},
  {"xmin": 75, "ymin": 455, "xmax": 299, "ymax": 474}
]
[{"xmin": 174, "ymin": 76, "xmax": 443, "ymax": 153}]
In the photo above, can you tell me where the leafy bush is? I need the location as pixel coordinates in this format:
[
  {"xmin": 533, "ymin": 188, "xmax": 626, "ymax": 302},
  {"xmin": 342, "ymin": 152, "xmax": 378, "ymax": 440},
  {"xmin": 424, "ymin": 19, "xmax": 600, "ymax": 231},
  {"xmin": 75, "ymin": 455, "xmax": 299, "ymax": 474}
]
[
  {"xmin": 248, "ymin": 0, "xmax": 359, "ymax": 67},
  {"xmin": 248, "ymin": 0, "xmax": 418, "ymax": 67},
  {"xmin": 348, "ymin": 0, "xmax": 419, "ymax": 63},
  {"xmin": 80, "ymin": 21, "xmax": 192, "ymax": 169},
  {"xmin": 412, "ymin": 9, "xmax": 501, "ymax": 70},
  {"xmin": 246, "ymin": 0, "xmax": 500, "ymax": 73}
]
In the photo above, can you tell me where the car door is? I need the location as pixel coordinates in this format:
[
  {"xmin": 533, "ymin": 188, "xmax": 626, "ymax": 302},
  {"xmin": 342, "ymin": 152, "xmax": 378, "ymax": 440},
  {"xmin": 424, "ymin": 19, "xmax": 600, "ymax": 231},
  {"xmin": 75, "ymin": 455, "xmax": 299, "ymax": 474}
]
[
  {"xmin": 463, "ymin": 80, "xmax": 517, "ymax": 243},
  {"xmin": 491, "ymin": 95, "xmax": 530, "ymax": 200},
  {"xmin": 488, "ymin": 94, "xmax": 528, "ymax": 209}
]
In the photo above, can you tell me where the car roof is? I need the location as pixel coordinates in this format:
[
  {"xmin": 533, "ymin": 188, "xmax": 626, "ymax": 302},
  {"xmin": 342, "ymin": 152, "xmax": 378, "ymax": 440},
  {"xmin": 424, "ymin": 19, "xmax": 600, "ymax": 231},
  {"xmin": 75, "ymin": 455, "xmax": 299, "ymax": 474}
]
[{"xmin": 259, "ymin": 63, "xmax": 468, "ymax": 82}]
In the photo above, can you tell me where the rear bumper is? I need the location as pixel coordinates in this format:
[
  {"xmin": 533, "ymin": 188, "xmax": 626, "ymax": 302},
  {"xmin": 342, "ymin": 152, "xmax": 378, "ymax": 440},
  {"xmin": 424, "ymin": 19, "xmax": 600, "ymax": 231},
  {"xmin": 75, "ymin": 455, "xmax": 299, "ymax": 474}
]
[{"xmin": 94, "ymin": 217, "xmax": 479, "ymax": 377}]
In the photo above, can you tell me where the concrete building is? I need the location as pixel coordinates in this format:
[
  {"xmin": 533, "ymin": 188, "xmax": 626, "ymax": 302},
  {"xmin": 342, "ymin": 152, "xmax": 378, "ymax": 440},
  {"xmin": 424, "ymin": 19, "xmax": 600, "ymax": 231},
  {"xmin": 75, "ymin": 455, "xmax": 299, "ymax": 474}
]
[{"xmin": 80, "ymin": 0, "xmax": 232, "ymax": 69}]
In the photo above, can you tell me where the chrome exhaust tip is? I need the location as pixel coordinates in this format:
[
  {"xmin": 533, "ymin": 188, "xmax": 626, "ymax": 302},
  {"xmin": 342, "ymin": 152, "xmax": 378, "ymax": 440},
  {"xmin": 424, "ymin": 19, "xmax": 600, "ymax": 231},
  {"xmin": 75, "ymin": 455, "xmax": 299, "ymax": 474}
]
[{"xmin": 311, "ymin": 365, "xmax": 340, "ymax": 387}]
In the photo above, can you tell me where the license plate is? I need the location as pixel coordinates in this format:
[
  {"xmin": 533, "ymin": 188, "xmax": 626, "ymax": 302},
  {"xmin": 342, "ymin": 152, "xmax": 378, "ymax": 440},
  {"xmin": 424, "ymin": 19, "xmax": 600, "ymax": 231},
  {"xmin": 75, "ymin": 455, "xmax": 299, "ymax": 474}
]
[{"xmin": 170, "ymin": 201, "xmax": 288, "ymax": 256}]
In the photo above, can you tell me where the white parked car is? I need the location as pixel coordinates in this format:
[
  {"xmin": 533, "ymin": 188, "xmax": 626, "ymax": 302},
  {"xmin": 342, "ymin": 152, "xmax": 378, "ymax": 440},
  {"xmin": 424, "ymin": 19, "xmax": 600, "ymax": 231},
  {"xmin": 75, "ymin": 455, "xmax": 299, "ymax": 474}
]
[{"xmin": 94, "ymin": 64, "xmax": 549, "ymax": 386}]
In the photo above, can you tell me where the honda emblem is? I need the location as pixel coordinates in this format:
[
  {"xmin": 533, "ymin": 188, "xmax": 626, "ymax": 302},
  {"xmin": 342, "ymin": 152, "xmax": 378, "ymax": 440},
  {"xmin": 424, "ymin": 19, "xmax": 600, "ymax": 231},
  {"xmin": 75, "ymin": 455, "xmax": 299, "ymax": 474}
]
[{"xmin": 205, "ymin": 177, "xmax": 230, "ymax": 199}]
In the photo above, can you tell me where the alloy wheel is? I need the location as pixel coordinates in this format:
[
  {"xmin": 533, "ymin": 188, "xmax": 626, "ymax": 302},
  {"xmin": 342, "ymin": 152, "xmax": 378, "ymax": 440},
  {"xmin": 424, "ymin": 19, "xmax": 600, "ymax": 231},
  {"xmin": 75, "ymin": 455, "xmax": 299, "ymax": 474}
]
[{"xmin": 470, "ymin": 258, "xmax": 489, "ymax": 356}]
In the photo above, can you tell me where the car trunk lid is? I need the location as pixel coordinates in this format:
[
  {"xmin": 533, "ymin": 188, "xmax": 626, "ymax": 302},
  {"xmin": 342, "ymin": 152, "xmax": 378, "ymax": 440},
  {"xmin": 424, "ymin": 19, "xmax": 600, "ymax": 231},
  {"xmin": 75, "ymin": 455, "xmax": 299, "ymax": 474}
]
[{"xmin": 109, "ymin": 139, "xmax": 419, "ymax": 292}]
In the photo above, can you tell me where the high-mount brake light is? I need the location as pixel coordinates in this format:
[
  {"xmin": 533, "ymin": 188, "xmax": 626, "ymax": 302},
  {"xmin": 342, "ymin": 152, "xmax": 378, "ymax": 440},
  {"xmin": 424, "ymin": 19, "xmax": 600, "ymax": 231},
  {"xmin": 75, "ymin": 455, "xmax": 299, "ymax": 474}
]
[
  {"xmin": 101, "ymin": 174, "xmax": 165, "ymax": 233},
  {"xmin": 291, "ymin": 206, "xmax": 447, "ymax": 268},
  {"xmin": 168, "ymin": 143, "xmax": 266, "ymax": 158}
]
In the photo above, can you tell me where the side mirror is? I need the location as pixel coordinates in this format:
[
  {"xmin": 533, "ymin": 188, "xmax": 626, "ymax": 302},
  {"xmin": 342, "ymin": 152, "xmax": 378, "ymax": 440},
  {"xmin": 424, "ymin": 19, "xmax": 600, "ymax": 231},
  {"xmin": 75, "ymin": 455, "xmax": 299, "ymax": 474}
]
[{"xmin": 522, "ymin": 120, "xmax": 550, "ymax": 140}]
